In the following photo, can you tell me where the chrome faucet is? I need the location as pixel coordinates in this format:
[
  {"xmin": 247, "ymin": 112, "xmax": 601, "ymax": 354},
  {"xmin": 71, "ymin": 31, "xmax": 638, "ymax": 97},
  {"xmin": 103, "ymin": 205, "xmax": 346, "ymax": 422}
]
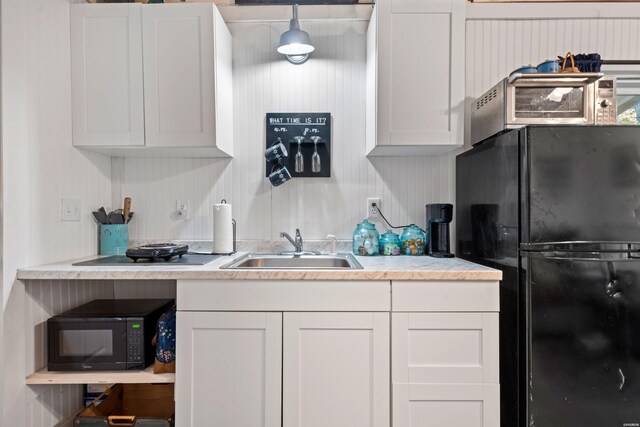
[
  {"xmin": 281, "ymin": 229, "xmax": 304, "ymax": 253},
  {"xmin": 279, "ymin": 229, "xmax": 320, "ymax": 255}
]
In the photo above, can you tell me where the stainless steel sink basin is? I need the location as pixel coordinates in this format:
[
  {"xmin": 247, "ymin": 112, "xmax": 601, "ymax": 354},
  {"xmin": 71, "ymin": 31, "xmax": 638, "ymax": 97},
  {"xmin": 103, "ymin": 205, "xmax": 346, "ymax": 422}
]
[{"xmin": 220, "ymin": 253, "xmax": 363, "ymax": 270}]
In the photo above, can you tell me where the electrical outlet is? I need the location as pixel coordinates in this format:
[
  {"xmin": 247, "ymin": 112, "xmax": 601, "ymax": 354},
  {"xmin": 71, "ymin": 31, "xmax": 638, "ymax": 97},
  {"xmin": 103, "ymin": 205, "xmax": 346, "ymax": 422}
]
[
  {"xmin": 62, "ymin": 199, "xmax": 81, "ymax": 221},
  {"xmin": 176, "ymin": 200, "xmax": 188, "ymax": 220},
  {"xmin": 367, "ymin": 197, "xmax": 381, "ymax": 218}
]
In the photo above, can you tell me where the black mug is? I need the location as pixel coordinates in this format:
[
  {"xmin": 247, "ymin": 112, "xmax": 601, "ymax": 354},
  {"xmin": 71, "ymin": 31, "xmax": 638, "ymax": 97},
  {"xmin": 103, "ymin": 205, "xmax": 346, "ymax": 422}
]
[
  {"xmin": 268, "ymin": 164, "xmax": 292, "ymax": 187},
  {"xmin": 265, "ymin": 138, "xmax": 288, "ymax": 163}
]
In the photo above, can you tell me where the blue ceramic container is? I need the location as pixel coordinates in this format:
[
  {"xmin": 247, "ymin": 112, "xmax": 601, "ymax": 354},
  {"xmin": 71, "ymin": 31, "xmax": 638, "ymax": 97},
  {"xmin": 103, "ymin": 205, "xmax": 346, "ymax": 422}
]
[
  {"xmin": 99, "ymin": 224, "xmax": 129, "ymax": 255},
  {"xmin": 537, "ymin": 59, "xmax": 560, "ymax": 73}
]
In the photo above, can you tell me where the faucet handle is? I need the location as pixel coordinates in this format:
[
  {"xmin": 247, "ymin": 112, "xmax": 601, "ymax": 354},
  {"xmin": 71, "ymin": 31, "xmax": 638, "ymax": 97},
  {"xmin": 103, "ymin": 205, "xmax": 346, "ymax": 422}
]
[
  {"xmin": 295, "ymin": 228, "xmax": 303, "ymax": 249},
  {"xmin": 326, "ymin": 234, "xmax": 337, "ymax": 254}
]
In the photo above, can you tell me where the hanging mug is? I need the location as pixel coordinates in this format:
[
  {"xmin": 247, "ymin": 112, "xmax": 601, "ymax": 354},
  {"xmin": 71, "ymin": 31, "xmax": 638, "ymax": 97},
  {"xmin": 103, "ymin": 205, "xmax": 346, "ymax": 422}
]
[
  {"xmin": 265, "ymin": 138, "xmax": 288, "ymax": 163},
  {"xmin": 268, "ymin": 163, "xmax": 292, "ymax": 187}
]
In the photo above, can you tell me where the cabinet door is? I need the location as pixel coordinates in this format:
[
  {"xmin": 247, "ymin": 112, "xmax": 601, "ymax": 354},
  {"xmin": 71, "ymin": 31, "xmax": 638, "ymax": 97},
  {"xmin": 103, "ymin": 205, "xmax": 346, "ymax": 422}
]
[
  {"xmin": 376, "ymin": 0, "xmax": 464, "ymax": 148},
  {"xmin": 283, "ymin": 312, "xmax": 389, "ymax": 427},
  {"xmin": 176, "ymin": 311, "xmax": 282, "ymax": 427},
  {"xmin": 392, "ymin": 313, "xmax": 500, "ymax": 427},
  {"xmin": 142, "ymin": 4, "xmax": 217, "ymax": 148},
  {"xmin": 392, "ymin": 312, "xmax": 499, "ymax": 384},
  {"xmin": 70, "ymin": 4, "xmax": 144, "ymax": 147},
  {"xmin": 393, "ymin": 383, "xmax": 500, "ymax": 427}
]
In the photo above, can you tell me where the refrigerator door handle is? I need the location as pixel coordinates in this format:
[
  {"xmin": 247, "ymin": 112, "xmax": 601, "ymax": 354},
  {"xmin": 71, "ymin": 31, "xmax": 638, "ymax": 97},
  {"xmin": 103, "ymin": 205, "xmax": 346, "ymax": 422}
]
[
  {"xmin": 530, "ymin": 251, "xmax": 640, "ymax": 261},
  {"xmin": 522, "ymin": 241, "xmax": 640, "ymax": 261},
  {"xmin": 618, "ymin": 368, "xmax": 626, "ymax": 391}
]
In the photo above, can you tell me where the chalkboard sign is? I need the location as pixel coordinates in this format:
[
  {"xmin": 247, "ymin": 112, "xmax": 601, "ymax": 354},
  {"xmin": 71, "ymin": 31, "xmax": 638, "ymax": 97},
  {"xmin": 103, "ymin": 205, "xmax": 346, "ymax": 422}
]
[{"xmin": 265, "ymin": 113, "xmax": 331, "ymax": 178}]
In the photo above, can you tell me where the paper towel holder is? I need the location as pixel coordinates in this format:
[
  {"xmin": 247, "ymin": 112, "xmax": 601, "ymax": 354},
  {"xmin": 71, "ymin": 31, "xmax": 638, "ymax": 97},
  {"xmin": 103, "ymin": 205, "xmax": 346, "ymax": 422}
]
[
  {"xmin": 212, "ymin": 199, "xmax": 237, "ymax": 256},
  {"xmin": 212, "ymin": 219, "xmax": 236, "ymax": 256}
]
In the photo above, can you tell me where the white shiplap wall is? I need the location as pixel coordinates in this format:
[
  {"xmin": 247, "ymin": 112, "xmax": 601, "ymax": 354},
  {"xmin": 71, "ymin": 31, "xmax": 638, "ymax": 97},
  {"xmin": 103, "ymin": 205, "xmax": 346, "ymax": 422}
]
[
  {"xmin": 24, "ymin": 280, "xmax": 114, "ymax": 427},
  {"xmin": 465, "ymin": 17, "xmax": 640, "ymax": 146},
  {"xmin": 122, "ymin": 19, "xmax": 456, "ymax": 242},
  {"xmin": 2, "ymin": 0, "xmax": 114, "ymax": 426}
]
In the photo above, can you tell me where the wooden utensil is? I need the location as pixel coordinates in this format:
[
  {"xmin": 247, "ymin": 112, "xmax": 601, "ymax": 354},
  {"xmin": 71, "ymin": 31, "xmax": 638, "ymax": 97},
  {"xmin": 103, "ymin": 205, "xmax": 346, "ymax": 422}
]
[{"xmin": 123, "ymin": 197, "xmax": 132, "ymax": 221}]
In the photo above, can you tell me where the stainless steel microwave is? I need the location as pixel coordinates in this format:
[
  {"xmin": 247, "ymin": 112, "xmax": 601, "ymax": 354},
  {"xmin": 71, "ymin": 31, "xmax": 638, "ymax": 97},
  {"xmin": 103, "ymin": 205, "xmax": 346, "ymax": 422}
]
[
  {"xmin": 47, "ymin": 299, "xmax": 174, "ymax": 371},
  {"xmin": 470, "ymin": 73, "xmax": 616, "ymax": 145}
]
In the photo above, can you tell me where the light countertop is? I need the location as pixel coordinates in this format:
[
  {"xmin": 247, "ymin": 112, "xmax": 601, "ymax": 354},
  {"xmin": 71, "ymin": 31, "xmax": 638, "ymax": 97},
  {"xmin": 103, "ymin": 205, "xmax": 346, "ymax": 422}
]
[{"xmin": 17, "ymin": 252, "xmax": 501, "ymax": 281}]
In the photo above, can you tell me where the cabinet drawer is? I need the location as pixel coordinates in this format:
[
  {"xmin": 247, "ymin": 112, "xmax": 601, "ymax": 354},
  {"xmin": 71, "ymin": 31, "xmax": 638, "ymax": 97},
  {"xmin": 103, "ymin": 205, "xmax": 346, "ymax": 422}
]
[
  {"xmin": 392, "ymin": 281, "xmax": 499, "ymax": 312},
  {"xmin": 177, "ymin": 280, "xmax": 390, "ymax": 311},
  {"xmin": 392, "ymin": 383, "xmax": 500, "ymax": 427},
  {"xmin": 392, "ymin": 313, "xmax": 499, "ymax": 384}
]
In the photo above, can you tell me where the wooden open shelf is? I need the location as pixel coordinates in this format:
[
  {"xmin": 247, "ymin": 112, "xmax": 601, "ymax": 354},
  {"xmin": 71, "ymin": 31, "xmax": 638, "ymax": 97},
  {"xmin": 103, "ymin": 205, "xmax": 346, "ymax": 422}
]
[{"xmin": 26, "ymin": 365, "xmax": 174, "ymax": 385}]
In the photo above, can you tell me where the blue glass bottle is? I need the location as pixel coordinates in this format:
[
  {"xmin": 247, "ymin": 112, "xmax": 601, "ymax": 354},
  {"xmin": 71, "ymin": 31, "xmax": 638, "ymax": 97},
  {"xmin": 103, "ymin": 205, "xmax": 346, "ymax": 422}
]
[
  {"xmin": 379, "ymin": 231, "xmax": 401, "ymax": 256},
  {"xmin": 352, "ymin": 220, "xmax": 380, "ymax": 256},
  {"xmin": 400, "ymin": 224, "xmax": 426, "ymax": 255}
]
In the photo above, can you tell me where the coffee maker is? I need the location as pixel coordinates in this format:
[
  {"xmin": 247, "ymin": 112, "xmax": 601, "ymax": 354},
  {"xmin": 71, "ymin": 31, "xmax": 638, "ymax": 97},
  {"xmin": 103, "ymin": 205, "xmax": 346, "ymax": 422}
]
[{"xmin": 426, "ymin": 203, "xmax": 454, "ymax": 258}]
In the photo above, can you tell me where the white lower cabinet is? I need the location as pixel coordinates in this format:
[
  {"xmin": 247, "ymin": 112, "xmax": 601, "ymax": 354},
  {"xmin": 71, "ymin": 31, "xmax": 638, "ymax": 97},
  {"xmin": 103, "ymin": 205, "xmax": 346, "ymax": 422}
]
[
  {"xmin": 175, "ymin": 311, "xmax": 283, "ymax": 427},
  {"xmin": 176, "ymin": 310, "xmax": 390, "ymax": 427},
  {"xmin": 175, "ymin": 279, "xmax": 499, "ymax": 426},
  {"xmin": 283, "ymin": 312, "xmax": 390, "ymax": 427},
  {"xmin": 392, "ymin": 383, "xmax": 500, "ymax": 427},
  {"xmin": 391, "ymin": 281, "xmax": 501, "ymax": 427}
]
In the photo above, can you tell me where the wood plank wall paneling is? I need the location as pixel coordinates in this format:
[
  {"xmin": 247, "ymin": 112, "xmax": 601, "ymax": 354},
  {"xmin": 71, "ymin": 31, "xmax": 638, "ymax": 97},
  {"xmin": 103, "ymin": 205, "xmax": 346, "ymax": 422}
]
[
  {"xmin": 3, "ymin": 0, "xmax": 114, "ymax": 426},
  {"xmin": 24, "ymin": 280, "xmax": 114, "ymax": 427},
  {"xmin": 464, "ymin": 18, "xmax": 640, "ymax": 146},
  {"xmin": 121, "ymin": 20, "xmax": 457, "ymax": 242},
  {"xmin": 113, "ymin": 280, "xmax": 177, "ymax": 299}
]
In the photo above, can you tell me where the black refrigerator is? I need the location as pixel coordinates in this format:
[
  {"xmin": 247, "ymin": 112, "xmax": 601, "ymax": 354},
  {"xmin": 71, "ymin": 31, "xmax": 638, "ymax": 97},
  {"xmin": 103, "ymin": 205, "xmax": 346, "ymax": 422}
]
[{"xmin": 456, "ymin": 125, "xmax": 640, "ymax": 427}]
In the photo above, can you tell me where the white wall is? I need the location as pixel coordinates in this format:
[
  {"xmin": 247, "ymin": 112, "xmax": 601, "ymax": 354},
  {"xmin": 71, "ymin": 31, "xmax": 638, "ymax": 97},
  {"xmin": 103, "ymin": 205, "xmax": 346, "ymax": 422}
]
[
  {"xmin": 2, "ymin": 0, "xmax": 113, "ymax": 425},
  {"xmin": 120, "ymin": 19, "xmax": 456, "ymax": 243}
]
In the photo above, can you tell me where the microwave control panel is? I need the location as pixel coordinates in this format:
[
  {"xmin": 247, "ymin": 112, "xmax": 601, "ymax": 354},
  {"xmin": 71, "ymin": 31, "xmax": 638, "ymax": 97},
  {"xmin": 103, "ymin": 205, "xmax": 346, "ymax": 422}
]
[
  {"xmin": 127, "ymin": 319, "xmax": 145, "ymax": 367},
  {"xmin": 595, "ymin": 77, "xmax": 617, "ymax": 125}
]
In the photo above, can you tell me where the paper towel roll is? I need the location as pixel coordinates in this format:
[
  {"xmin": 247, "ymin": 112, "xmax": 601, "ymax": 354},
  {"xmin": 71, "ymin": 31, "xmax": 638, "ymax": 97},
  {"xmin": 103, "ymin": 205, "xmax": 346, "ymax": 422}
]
[{"xmin": 213, "ymin": 202, "xmax": 233, "ymax": 253}]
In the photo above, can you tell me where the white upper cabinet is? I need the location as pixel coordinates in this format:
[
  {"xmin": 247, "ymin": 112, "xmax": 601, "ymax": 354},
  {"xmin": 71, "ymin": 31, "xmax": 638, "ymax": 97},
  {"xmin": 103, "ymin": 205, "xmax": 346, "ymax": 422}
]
[
  {"xmin": 70, "ymin": 4, "xmax": 233, "ymax": 158},
  {"xmin": 366, "ymin": 0, "xmax": 465, "ymax": 156},
  {"xmin": 70, "ymin": 5, "xmax": 145, "ymax": 147}
]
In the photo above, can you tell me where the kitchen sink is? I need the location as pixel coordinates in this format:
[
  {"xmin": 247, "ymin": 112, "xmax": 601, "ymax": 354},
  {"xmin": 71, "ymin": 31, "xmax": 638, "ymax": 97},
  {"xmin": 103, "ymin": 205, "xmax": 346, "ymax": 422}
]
[{"xmin": 220, "ymin": 253, "xmax": 363, "ymax": 270}]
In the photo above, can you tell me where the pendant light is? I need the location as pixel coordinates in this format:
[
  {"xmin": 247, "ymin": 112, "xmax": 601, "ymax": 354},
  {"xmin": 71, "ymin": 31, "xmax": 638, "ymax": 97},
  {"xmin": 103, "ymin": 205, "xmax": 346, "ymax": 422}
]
[{"xmin": 277, "ymin": 4, "xmax": 314, "ymax": 65}]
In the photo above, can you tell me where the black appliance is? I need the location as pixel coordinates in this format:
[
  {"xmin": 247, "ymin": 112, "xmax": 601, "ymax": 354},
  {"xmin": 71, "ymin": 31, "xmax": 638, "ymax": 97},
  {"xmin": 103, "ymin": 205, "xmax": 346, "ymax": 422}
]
[
  {"xmin": 125, "ymin": 243, "xmax": 188, "ymax": 262},
  {"xmin": 425, "ymin": 203, "xmax": 454, "ymax": 258},
  {"xmin": 456, "ymin": 125, "xmax": 640, "ymax": 427},
  {"xmin": 48, "ymin": 299, "xmax": 174, "ymax": 371}
]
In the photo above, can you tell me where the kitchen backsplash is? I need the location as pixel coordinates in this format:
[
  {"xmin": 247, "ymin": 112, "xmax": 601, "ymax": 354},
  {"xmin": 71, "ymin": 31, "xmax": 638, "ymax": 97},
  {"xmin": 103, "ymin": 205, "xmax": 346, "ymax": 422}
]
[{"xmin": 118, "ymin": 19, "xmax": 456, "ymax": 242}]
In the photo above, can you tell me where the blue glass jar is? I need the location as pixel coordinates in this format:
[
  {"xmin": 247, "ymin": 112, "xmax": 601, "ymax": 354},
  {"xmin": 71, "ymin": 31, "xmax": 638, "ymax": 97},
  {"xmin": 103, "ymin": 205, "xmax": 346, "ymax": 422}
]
[
  {"xmin": 352, "ymin": 220, "xmax": 380, "ymax": 256},
  {"xmin": 400, "ymin": 224, "xmax": 426, "ymax": 255},
  {"xmin": 379, "ymin": 231, "xmax": 401, "ymax": 256}
]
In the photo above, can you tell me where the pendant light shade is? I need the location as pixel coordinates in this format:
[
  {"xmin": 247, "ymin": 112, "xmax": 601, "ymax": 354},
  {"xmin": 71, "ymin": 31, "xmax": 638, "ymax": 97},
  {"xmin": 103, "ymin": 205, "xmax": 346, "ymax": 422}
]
[{"xmin": 277, "ymin": 4, "xmax": 314, "ymax": 64}]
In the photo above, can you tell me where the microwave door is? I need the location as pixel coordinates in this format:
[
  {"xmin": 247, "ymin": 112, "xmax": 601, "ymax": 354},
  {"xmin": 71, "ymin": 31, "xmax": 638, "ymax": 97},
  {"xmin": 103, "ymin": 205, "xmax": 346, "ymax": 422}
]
[{"xmin": 48, "ymin": 321, "xmax": 128, "ymax": 371}]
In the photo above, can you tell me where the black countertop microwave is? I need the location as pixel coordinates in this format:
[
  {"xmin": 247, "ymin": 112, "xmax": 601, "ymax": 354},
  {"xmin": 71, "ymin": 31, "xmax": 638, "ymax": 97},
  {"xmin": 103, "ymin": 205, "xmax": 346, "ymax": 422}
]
[{"xmin": 47, "ymin": 299, "xmax": 174, "ymax": 371}]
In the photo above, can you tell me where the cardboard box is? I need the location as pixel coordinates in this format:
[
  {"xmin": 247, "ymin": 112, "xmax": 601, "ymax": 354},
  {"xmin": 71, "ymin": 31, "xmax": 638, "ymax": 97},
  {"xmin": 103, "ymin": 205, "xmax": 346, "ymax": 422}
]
[{"xmin": 75, "ymin": 384, "xmax": 174, "ymax": 427}]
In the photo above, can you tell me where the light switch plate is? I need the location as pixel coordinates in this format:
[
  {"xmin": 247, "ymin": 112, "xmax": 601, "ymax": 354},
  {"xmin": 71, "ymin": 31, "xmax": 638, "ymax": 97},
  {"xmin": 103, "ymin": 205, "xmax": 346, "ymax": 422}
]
[{"xmin": 62, "ymin": 199, "xmax": 81, "ymax": 221}]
